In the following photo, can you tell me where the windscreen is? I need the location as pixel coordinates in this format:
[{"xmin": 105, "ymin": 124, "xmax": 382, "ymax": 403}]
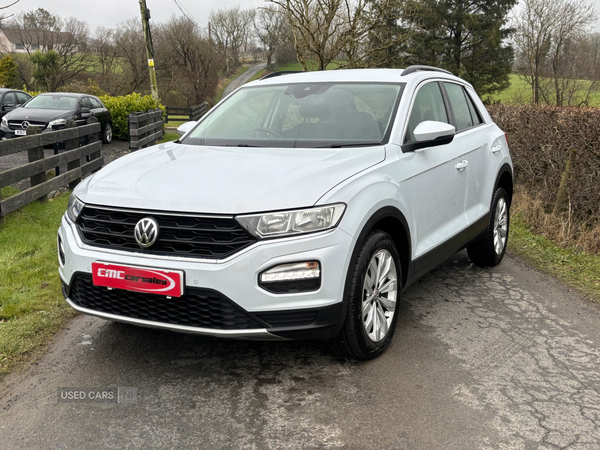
[
  {"xmin": 24, "ymin": 95, "xmax": 78, "ymax": 110},
  {"xmin": 182, "ymin": 82, "xmax": 404, "ymax": 148}
]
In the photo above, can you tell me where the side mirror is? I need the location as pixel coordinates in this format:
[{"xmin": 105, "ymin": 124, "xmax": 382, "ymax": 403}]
[
  {"xmin": 177, "ymin": 121, "xmax": 197, "ymax": 137},
  {"xmin": 403, "ymin": 121, "xmax": 456, "ymax": 152},
  {"xmin": 80, "ymin": 107, "xmax": 91, "ymax": 116}
]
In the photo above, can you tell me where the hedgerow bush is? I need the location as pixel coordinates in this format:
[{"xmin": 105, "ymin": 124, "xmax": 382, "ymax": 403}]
[
  {"xmin": 487, "ymin": 104, "xmax": 600, "ymax": 252},
  {"xmin": 99, "ymin": 93, "xmax": 165, "ymax": 140}
]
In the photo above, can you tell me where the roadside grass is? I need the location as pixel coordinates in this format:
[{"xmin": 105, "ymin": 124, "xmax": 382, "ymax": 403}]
[
  {"xmin": 275, "ymin": 61, "xmax": 342, "ymax": 72},
  {"xmin": 0, "ymin": 192, "xmax": 76, "ymax": 376},
  {"xmin": 488, "ymin": 74, "xmax": 600, "ymax": 106},
  {"xmin": 160, "ymin": 131, "xmax": 179, "ymax": 143},
  {"xmin": 214, "ymin": 64, "xmax": 250, "ymax": 103},
  {"xmin": 509, "ymin": 214, "xmax": 600, "ymax": 302}
]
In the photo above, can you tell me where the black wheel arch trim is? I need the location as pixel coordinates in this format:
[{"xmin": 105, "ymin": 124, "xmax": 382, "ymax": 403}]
[
  {"xmin": 334, "ymin": 206, "xmax": 412, "ymax": 336},
  {"xmin": 494, "ymin": 163, "xmax": 513, "ymax": 204}
]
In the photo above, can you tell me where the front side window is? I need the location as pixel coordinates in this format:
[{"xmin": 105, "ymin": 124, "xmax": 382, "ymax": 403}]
[
  {"xmin": 1, "ymin": 92, "xmax": 15, "ymax": 106},
  {"xmin": 80, "ymin": 98, "xmax": 92, "ymax": 110},
  {"xmin": 16, "ymin": 92, "xmax": 30, "ymax": 105},
  {"xmin": 404, "ymin": 82, "xmax": 449, "ymax": 144},
  {"xmin": 24, "ymin": 95, "xmax": 77, "ymax": 111},
  {"xmin": 182, "ymin": 82, "xmax": 404, "ymax": 148}
]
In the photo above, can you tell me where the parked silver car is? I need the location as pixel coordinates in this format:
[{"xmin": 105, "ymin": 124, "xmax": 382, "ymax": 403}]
[{"xmin": 58, "ymin": 66, "xmax": 512, "ymax": 359}]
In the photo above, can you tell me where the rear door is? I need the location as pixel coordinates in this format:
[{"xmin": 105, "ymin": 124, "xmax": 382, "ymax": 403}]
[{"xmin": 404, "ymin": 81, "xmax": 469, "ymax": 268}]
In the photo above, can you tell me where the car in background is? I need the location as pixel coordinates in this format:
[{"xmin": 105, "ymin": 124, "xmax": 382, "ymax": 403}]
[
  {"xmin": 0, "ymin": 93, "xmax": 113, "ymax": 144},
  {"xmin": 0, "ymin": 88, "xmax": 32, "ymax": 119}
]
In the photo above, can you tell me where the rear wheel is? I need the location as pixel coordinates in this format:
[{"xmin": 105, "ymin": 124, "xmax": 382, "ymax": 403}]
[
  {"xmin": 467, "ymin": 187, "xmax": 509, "ymax": 267},
  {"xmin": 331, "ymin": 230, "xmax": 401, "ymax": 360}
]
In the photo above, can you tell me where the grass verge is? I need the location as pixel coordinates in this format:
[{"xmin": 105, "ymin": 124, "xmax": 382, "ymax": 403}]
[
  {"xmin": 160, "ymin": 131, "xmax": 179, "ymax": 143},
  {"xmin": 214, "ymin": 65, "xmax": 250, "ymax": 103},
  {"xmin": 508, "ymin": 214, "xmax": 600, "ymax": 302},
  {"xmin": 0, "ymin": 192, "xmax": 76, "ymax": 376}
]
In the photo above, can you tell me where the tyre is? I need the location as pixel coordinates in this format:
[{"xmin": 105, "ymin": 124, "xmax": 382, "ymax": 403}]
[
  {"xmin": 331, "ymin": 230, "xmax": 401, "ymax": 360},
  {"xmin": 102, "ymin": 122, "xmax": 113, "ymax": 144},
  {"xmin": 467, "ymin": 187, "xmax": 509, "ymax": 267}
]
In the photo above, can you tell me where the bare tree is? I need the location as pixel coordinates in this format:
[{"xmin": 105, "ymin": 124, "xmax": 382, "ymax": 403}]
[
  {"xmin": 209, "ymin": 7, "xmax": 255, "ymax": 72},
  {"xmin": 112, "ymin": 18, "xmax": 149, "ymax": 94},
  {"xmin": 514, "ymin": 0, "xmax": 597, "ymax": 105},
  {"xmin": 254, "ymin": 6, "xmax": 286, "ymax": 66},
  {"xmin": 268, "ymin": 0, "xmax": 377, "ymax": 70},
  {"xmin": 89, "ymin": 27, "xmax": 119, "ymax": 92},
  {"xmin": 157, "ymin": 17, "xmax": 222, "ymax": 106}
]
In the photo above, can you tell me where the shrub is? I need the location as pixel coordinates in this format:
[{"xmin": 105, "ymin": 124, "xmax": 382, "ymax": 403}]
[
  {"xmin": 487, "ymin": 104, "xmax": 600, "ymax": 252},
  {"xmin": 0, "ymin": 55, "xmax": 17, "ymax": 88},
  {"xmin": 58, "ymin": 79, "xmax": 106, "ymax": 97},
  {"xmin": 99, "ymin": 93, "xmax": 165, "ymax": 140}
]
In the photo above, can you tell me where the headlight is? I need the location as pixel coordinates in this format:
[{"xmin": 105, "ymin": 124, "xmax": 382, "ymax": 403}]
[
  {"xmin": 66, "ymin": 193, "xmax": 84, "ymax": 223},
  {"xmin": 236, "ymin": 204, "xmax": 345, "ymax": 238},
  {"xmin": 49, "ymin": 118, "xmax": 66, "ymax": 127},
  {"xmin": 1, "ymin": 116, "xmax": 7, "ymax": 127}
]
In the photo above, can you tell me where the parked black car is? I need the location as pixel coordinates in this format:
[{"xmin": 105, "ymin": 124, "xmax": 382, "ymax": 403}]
[
  {"xmin": 0, "ymin": 88, "xmax": 32, "ymax": 119},
  {"xmin": 0, "ymin": 93, "xmax": 113, "ymax": 144}
]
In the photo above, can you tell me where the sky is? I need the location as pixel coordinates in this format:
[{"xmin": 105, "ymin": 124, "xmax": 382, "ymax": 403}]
[{"xmin": 3, "ymin": 0, "xmax": 600, "ymax": 31}]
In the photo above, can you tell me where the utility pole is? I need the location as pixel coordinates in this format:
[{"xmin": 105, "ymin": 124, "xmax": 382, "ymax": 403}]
[{"xmin": 138, "ymin": 0, "xmax": 159, "ymax": 103}]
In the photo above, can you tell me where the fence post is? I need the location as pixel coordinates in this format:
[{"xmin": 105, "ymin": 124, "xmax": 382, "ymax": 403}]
[
  {"xmin": 26, "ymin": 126, "xmax": 46, "ymax": 203},
  {"xmin": 65, "ymin": 123, "xmax": 81, "ymax": 190},
  {"xmin": 553, "ymin": 148, "xmax": 577, "ymax": 215}
]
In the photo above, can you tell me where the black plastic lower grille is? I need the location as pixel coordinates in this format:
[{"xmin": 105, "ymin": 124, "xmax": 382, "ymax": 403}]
[
  {"xmin": 76, "ymin": 206, "xmax": 256, "ymax": 259},
  {"xmin": 255, "ymin": 310, "xmax": 318, "ymax": 328},
  {"xmin": 258, "ymin": 278, "xmax": 321, "ymax": 294},
  {"xmin": 68, "ymin": 274, "xmax": 263, "ymax": 330}
]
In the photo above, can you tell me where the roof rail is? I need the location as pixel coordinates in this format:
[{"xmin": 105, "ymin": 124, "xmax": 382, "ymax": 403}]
[
  {"xmin": 401, "ymin": 65, "xmax": 453, "ymax": 77},
  {"xmin": 260, "ymin": 71, "xmax": 303, "ymax": 80}
]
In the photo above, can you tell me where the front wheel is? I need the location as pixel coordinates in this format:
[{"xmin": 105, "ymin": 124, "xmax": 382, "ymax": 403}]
[
  {"xmin": 102, "ymin": 123, "xmax": 113, "ymax": 144},
  {"xmin": 330, "ymin": 230, "xmax": 401, "ymax": 360},
  {"xmin": 467, "ymin": 187, "xmax": 510, "ymax": 267}
]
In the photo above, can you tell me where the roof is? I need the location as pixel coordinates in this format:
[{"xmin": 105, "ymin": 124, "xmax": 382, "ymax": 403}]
[
  {"xmin": 246, "ymin": 67, "xmax": 470, "ymax": 89},
  {"xmin": 39, "ymin": 92, "xmax": 88, "ymax": 98},
  {"xmin": 0, "ymin": 28, "xmax": 73, "ymax": 45}
]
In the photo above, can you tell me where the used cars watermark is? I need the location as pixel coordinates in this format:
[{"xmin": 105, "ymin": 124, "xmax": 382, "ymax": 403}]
[{"xmin": 57, "ymin": 387, "xmax": 137, "ymax": 404}]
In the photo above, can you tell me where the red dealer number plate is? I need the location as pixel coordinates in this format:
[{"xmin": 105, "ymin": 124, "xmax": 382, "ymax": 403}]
[{"xmin": 92, "ymin": 262, "xmax": 184, "ymax": 297}]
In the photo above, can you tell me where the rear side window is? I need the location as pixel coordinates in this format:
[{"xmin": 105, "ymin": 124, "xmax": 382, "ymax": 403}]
[
  {"xmin": 443, "ymin": 83, "xmax": 474, "ymax": 132},
  {"xmin": 465, "ymin": 91, "xmax": 483, "ymax": 126},
  {"xmin": 404, "ymin": 82, "xmax": 449, "ymax": 143},
  {"xmin": 15, "ymin": 92, "xmax": 30, "ymax": 105},
  {"xmin": 90, "ymin": 98, "xmax": 103, "ymax": 109}
]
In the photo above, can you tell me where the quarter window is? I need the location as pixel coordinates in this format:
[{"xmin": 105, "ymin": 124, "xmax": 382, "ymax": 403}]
[{"xmin": 404, "ymin": 82, "xmax": 449, "ymax": 144}]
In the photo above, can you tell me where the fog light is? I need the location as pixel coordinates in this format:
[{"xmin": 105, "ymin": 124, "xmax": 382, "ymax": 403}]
[
  {"xmin": 58, "ymin": 235, "xmax": 66, "ymax": 266},
  {"xmin": 260, "ymin": 262, "xmax": 320, "ymax": 283},
  {"xmin": 259, "ymin": 262, "xmax": 321, "ymax": 294}
]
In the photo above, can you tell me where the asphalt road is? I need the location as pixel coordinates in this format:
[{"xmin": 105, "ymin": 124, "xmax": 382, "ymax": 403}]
[
  {"xmin": 222, "ymin": 62, "xmax": 268, "ymax": 99},
  {"xmin": 1, "ymin": 251, "xmax": 600, "ymax": 449}
]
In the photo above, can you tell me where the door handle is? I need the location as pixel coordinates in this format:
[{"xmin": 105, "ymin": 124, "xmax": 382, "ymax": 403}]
[
  {"xmin": 491, "ymin": 144, "xmax": 502, "ymax": 153},
  {"xmin": 456, "ymin": 160, "xmax": 469, "ymax": 171}
]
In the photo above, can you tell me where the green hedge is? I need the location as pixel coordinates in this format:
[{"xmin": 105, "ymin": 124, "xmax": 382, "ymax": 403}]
[{"xmin": 99, "ymin": 93, "xmax": 165, "ymax": 141}]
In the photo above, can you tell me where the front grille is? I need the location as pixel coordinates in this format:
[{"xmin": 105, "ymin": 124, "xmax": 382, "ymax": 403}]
[
  {"xmin": 68, "ymin": 274, "xmax": 263, "ymax": 329},
  {"xmin": 76, "ymin": 206, "xmax": 256, "ymax": 259},
  {"xmin": 8, "ymin": 120, "xmax": 47, "ymax": 130}
]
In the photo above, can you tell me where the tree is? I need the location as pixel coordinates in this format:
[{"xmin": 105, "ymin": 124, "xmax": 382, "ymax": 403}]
[
  {"xmin": 402, "ymin": 0, "xmax": 516, "ymax": 98},
  {"xmin": 0, "ymin": 55, "xmax": 17, "ymax": 87},
  {"xmin": 157, "ymin": 17, "xmax": 222, "ymax": 106},
  {"xmin": 90, "ymin": 27, "xmax": 119, "ymax": 93},
  {"xmin": 112, "ymin": 19, "xmax": 149, "ymax": 95},
  {"xmin": 209, "ymin": 7, "xmax": 255, "ymax": 72},
  {"xmin": 30, "ymin": 49, "xmax": 59, "ymax": 91},
  {"xmin": 0, "ymin": 8, "xmax": 92, "ymax": 91},
  {"xmin": 254, "ymin": 6, "xmax": 286, "ymax": 66},
  {"xmin": 514, "ymin": 0, "xmax": 596, "ymax": 105}
]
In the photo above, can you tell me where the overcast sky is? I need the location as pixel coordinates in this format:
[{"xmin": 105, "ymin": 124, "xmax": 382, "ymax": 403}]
[{"xmin": 4, "ymin": 0, "xmax": 600, "ymax": 31}]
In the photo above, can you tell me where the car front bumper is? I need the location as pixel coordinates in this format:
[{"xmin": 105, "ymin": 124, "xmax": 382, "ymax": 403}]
[{"xmin": 58, "ymin": 215, "xmax": 355, "ymax": 340}]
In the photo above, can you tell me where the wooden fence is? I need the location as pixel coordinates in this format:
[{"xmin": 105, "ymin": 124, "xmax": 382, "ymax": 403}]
[
  {"xmin": 165, "ymin": 102, "xmax": 208, "ymax": 123},
  {"xmin": 0, "ymin": 123, "xmax": 102, "ymax": 224},
  {"xmin": 128, "ymin": 109, "xmax": 164, "ymax": 151}
]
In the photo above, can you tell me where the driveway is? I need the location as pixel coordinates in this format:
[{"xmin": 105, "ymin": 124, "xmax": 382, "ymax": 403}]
[
  {"xmin": 222, "ymin": 62, "xmax": 268, "ymax": 99},
  {"xmin": 1, "ymin": 251, "xmax": 599, "ymax": 449}
]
